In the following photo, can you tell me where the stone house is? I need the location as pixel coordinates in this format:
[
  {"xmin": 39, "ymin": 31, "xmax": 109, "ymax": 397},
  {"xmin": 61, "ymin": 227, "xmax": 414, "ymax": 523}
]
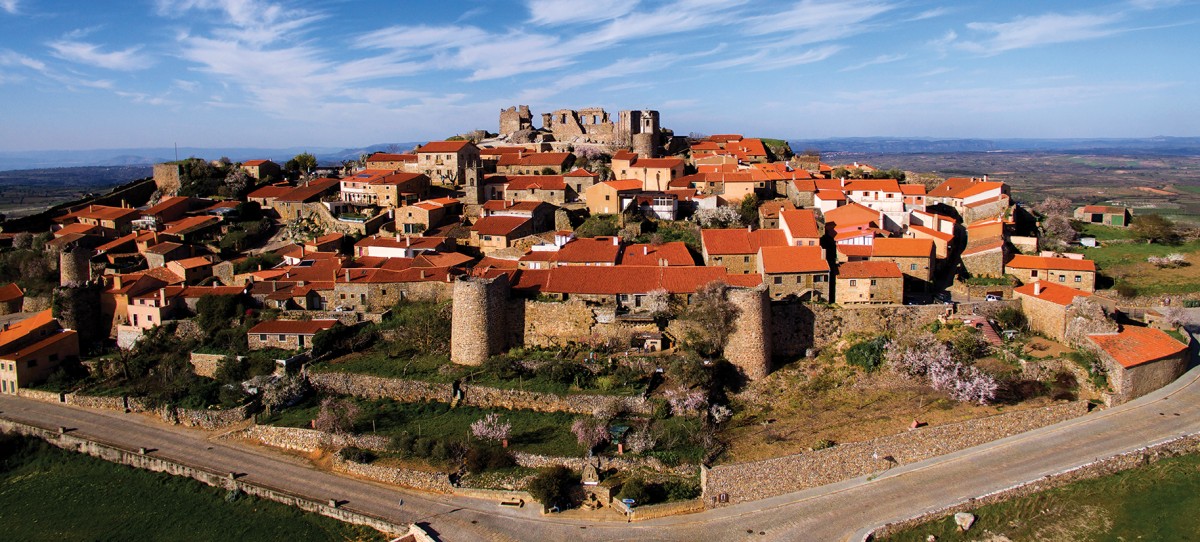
[
  {"xmin": 835, "ymin": 261, "xmax": 903, "ymax": 305},
  {"xmin": 60, "ymin": 204, "xmax": 141, "ymax": 236},
  {"xmin": 0, "ymin": 310, "xmax": 80, "ymax": 394},
  {"xmin": 757, "ymin": 245, "xmax": 830, "ymax": 301},
  {"xmin": 619, "ymin": 241, "xmax": 696, "ymax": 266},
  {"xmin": 364, "ymin": 152, "xmax": 417, "ymax": 171},
  {"xmin": 140, "ymin": 196, "xmax": 208, "ymax": 228},
  {"xmin": 1074, "ymin": 205, "xmax": 1131, "ymax": 227},
  {"xmin": 415, "ymin": 140, "xmax": 481, "ymax": 186},
  {"xmin": 905, "ymin": 225, "xmax": 954, "ymax": 259},
  {"xmin": 758, "ymin": 200, "xmax": 795, "ymax": 229},
  {"xmin": 701, "ymin": 228, "xmax": 789, "ymax": 275},
  {"xmin": 1005, "ymin": 254, "xmax": 1096, "ymax": 293},
  {"xmin": 503, "ymin": 176, "xmax": 568, "ymax": 205},
  {"xmin": 273, "ymin": 178, "xmax": 341, "ymax": 222},
  {"xmin": 495, "ymin": 152, "xmax": 575, "ymax": 175},
  {"xmin": 611, "ymin": 151, "xmax": 685, "ymax": 192},
  {"xmin": 240, "ymin": 159, "xmax": 282, "ymax": 180},
  {"xmin": 585, "ymin": 180, "xmax": 643, "ymax": 215},
  {"xmin": 246, "ymin": 183, "xmax": 293, "ymax": 211},
  {"xmin": 340, "ymin": 170, "xmax": 430, "ymax": 208},
  {"xmin": 563, "ymin": 169, "xmax": 600, "ymax": 202},
  {"xmin": 330, "ymin": 268, "xmax": 453, "ymax": 312},
  {"xmin": 166, "ymin": 255, "xmax": 216, "ymax": 285},
  {"xmin": 1013, "ymin": 281, "xmax": 1091, "ymax": 341},
  {"xmin": 869, "ymin": 238, "xmax": 935, "ymax": 287},
  {"xmin": 396, "ymin": 197, "xmax": 461, "ymax": 235},
  {"xmin": 143, "ymin": 241, "xmax": 192, "ymax": 268},
  {"xmin": 0, "ymin": 283, "xmax": 24, "ymax": 315},
  {"xmin": 1087, "ymin": 325, "xmax": 1188, "ymax": 404},
  {"xmin": 247, "ymin": 319, "xmax": 338, "ymax": 351},
  {"xmin": 471, "ymin": 216, "xmax": 537, "ymax": 253},
  {"xmin": 779, "ymin": 209, "xmax": 822, "ymax": 247}
]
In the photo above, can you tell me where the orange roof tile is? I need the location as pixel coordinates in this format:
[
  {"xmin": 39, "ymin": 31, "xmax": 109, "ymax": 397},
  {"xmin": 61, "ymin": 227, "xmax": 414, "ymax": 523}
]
[
  {"xmin": 844, "ymin": 179, "xmax": 901, "ymax": 193},
  {"xmin": 824, "ymin": 202, "xmax": 879, "ymax": 228},
  {"xmin": 0, "ymin": 310, "xmax": 54, "ymax": 351},
  {"xmin": 417, "ymin": 140, "xmax": 474, "ymax": 153},
  {"xmin": 1088, "ymin": 326, "xmax": 1187, "ymax": 368},
  {"xmin": 1013, "ymin": 281, "xmax": 1091, "ymax": 306},
  {"xmin": 907, "ymin": 225, "xmax": 954, "ymax": 243},
  {"xmin": 599, "ymin": 179, "xmax": 643, "ymax": 191},
  {"xmin": 1007, "ymin": 254, "xmax": 1095, "ymax": 272},
  {"xmin": 248, "ymin": 319, "xmax": 338, "ymax": 336},
  {"xmin": 473, "ymin": 216, "xmax": 530, "ymax": 236},
  {"xmin": 505, "ymin": 176, "xmax": 567, "ymax": 191},
  {"xmin": 780, "ymin": 209, "xmax": 821, "ymax": 239},
  {"xmin": 0, "ymin": 283, "xmax": 23, "ymax": 303},
  {"xmin": 759, "ymin": 245, "xmax": 828, "ymax": 274},
  {"xmin": 701, "ymin": 228, "xmax": 788, "ymax": 255},
  {"xmin": 620, "ymin": 242, "xmax": 695, "ymax": 266},
  {"xmin": 871, "ymin": 238, "xmax": 934, "ymax": 258}
]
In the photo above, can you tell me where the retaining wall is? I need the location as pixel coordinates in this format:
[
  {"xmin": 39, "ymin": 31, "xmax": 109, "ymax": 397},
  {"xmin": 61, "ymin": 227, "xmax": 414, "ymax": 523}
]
[
  {"xmin": 864, "ymin": 432, "xmax": 1200, "ymax": 541},
  {"xmin": 241, "ymin": 424, "xmax": 389, "ymax": 453},
  {"xmin": 0, "ymin": 418, "xmax": 409, "ymax": 537},
  {"xmin": 307, "ymin": 371, "xmax": 652, "ymax": 416},
  {"xmin": 331, "ymin": 456, "xmax": 453, "ymax": 494},
  {"xmin": 615, "ymin": 498, "xmax": 706, "ymax": 522},
  {"xmin": 702, "ymin": 401, "xmax": 1088, "ymax": 506},
  {"xmin": 17, "ymin": 389, "xmax": 251, "ymax": 430}
]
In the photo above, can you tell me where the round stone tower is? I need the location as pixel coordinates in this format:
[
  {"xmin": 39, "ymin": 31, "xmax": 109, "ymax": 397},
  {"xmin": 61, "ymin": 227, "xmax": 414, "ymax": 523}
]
[
  {"xmin": 450, "ymin": 275, "xmax": 510, "ymax": 366},
  {"xmin": 632, "ymin": 132, "xmax": 656, "ymax": 158},
  {"xmin": 58, "ymin": 244, "xmax": 92, "ymax": 287},
  {"xmin": 724, "ymin": 286, "xmax": 772, "ymax": 380}
]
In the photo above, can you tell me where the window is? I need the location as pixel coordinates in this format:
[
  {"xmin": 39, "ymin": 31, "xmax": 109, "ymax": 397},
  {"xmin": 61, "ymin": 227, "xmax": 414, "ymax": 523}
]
[
  {"xmin": 1059, "ymin": 275, "xmax": 1066, "ymax": 282},
  {"xmin": 1031, "ymin": 270, "xmax": 1039, "ymax": 278},
  {"xmin": 774, "ymin": 276, "xmax": 782, "ymax": 285},
  {"xmin": 910, "ymin": 264, "xmax": 918, "ymax": 271},
  {"xmin": 381, "ymin": 289, "xmax": 387, "ymax": 296},
  {"xmin": 278, "ymin": 334, "xmax": 286, "ymax": 341},
  {"xmin": 871, "ymin": 279, "xmax": 877, "ymax": 286},
  {"xmin": 49, "ymin": 354, "xmax": 58, "ymax": 362},
  {"xmin": 796, "ymin": 276, "xmax": 802, "ymax": 284},
  {"xmin": 1075, "ymin": 275, "xmax": 1082, "ymax": 283},
  {"xmin": 259, "ymin": 334, "xmax": 267, "ymax": 341},
  {"xmin": 743, "ymin": 256, "xmax": 750, "ymax": 263},
  {"xmin": 849, "ymin": 280, "xmax": 857, "ymax": 286}
]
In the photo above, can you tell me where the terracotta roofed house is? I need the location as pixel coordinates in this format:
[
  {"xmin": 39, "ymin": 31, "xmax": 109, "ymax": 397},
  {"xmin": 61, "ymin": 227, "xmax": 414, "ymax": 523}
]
[
  {"xmin": 1088, "ymin": 326, "xmax": 1188, "ymax": 403},
  {"xmin": 1006, "ymin": 254, "xmax": 1096, "ymax": 292},
  {"xmin": 248, "ymin": 319, "xmax": 338, "ymax": 351},
  {"xmin": 700, "ymin": 228, "xmax": 788, "ymax": 274},
  {"xmin": 757, "ymin": 245, "xmax": 830, "ymax": 301},
  {"xmin": 835, "ymin": 260, "xmax": 903, "ymax": 305},
  {"xmin": 1012, "ymin": 281, "xmax": 1091, "ymax": 341},
  {"xmin": 620, "ymin": 241, "xmax": 695, "ymax": 267}
]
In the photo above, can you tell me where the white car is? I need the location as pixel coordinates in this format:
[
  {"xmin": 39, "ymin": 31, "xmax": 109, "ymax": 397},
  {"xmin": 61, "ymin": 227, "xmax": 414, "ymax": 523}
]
[{"xmin": 985, "ymin": 294, "xmax": 1001, "ymax": 302}]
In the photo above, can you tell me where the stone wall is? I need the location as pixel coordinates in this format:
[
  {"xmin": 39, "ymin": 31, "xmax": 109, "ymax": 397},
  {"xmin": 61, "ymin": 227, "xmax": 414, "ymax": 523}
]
[
  {"xmin": 621, "ymin": 499, "xmax": 705, "ymax": 522},
  {"xmin": 1016, "ymin": 291, "xmax": 1071, "ymax": 341},
  {"xmin": 961, "ymin": 246, "xmax": 1006, "ymax": 278},
  {"xmin": 306, "ymin": 371, "xmax": 652, "ymax": 416},
  {"xmin": 153, "ymin": 163, "xmax": 183, "ymax": 194},
  {"xmin": 189, "ymin": 352, "xmax": 229, "ymax": 378},
  {"xmin": 0, "ymin": 418, "xmax": 409, "ymax": 537},
  {"xmin": 331, "ymin": 456, "xmax": 453, "ymax": 494},
  {"xmin": 950, "ymin": 281, "xmax": 1015, "ymax": 300},
  {"xmin": 725, "ymin": 287, "xmax": 771, "ymax": 380},
  {"xmin": 701, "ymin": 401, "xmax": 1088, "ymax": 506},
  {"xmin": 166, "ymin": 402, "xmax": 255, "ymax": 430},
  {"xmin": 523, "ymin": 299, "xmax": 595, "ymax": 347},
  {"xmin": 864, "ymin": 433, "xmax": 1200, "ymax": 541},
  {"xmin": 241, "ymin": 424, "xmax": 390, "ymax": 452}
]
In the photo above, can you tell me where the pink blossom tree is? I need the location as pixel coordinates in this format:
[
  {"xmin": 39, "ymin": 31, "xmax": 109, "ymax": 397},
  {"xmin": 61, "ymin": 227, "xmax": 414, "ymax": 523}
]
[
  {"xmin": 313, "ymin": 397, "xmax": 360, "ymax": 435},
  {"xmin": 470, "ymin": 413, "xmax": 512, "ymax": 444},
  {"xmin": 571, "ymin": 418, "xmax": 609, "ymax": 450},
  {"xmin": 885, "ymin": 334, "xmax": 998, "ymax": 405},
  {"xmin": 663, "ymin": 386, "xmax": 707, "ymax": 415}
]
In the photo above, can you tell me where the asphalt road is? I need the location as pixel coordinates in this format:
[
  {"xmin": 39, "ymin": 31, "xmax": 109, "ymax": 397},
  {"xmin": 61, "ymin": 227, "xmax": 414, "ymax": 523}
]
[{"xmin": 3, "ymin": 360, "xmax": 1200, "ymax": 542}]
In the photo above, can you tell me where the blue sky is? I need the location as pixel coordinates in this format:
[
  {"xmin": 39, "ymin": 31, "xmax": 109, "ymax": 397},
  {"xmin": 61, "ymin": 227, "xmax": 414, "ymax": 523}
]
[{"xmin": 0, "ymin": 0, "xmax": 1197, "ymax": 151}]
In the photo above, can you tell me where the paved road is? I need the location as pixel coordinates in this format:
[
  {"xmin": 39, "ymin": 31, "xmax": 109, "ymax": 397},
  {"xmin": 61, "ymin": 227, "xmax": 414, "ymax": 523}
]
[{"xmin": 3, "ymin": 362, "xmax": 1200, "ymax": 542}]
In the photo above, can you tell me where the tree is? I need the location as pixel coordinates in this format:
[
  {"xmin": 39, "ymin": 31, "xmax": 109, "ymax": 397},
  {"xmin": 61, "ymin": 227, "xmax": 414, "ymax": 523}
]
[
  {"xmin": 738, "ymin": 193, "xmax": 760, "ymax": 226},
  {"xmin": 286, "ymin": 152, "xmax": 317, "ymax": 175},
  {"xmin": 692, "ymin": 206, "xmax": 742, "ymax": 228},
  {"xmin": 663, "ymin": 386, "xmax": 706, "ymax": 414},
  {"xmin": 470, "ymin": 413, "xmax": 511, "ymax": 444},
  {"xmin": 617, "ymin": 476, "xmax": 651, "ymax": 504},
  {"xmin": 681, "ymin": 281, "xmax": 737, "ymax": 357},
  {"xmin": 884, "ymin": 333, "xmax": 997, "ymax": 405},
  {"xmin": 571, "ymin": 418, "xmax": 608, "ymax": 450},
  {"xmin": 313, "ymin": 397, "xmax": 360, "ymax": 435},
  {"xmin": 1131, "ymin": 213, "xmax": 1178, "ymax": 244},
  {"xmin": 1041, "ymin": 215, "xmax": 1078, "ymax": 248},
  {"xmin": 261, "ymin": 375, "xmax": 308, "ymax": 416},
  {"xmin": 1036, "ymin": 196, "xmax": 1073, "ymax": 218},
  {"xmin": 525, "ymin": 466, "xmax": 576, "ymax": 508}
]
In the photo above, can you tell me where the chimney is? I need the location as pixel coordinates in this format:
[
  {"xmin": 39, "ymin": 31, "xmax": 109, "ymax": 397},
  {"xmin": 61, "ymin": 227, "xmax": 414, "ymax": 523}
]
[
  {"xmin": 983, "ymin": 174, "xmax": 988, "ymax": 182},
  {"xmin": 395, "ymin": 232, "xmax": 400, "ymax": 241},
  {"xmin": 420, "ymin": 270, "xmax": 426, "ymax": 280},
  {"xmin": 113, "ymin": 275, "xmax": 122, "ymax": 289},
  {"xmin": 158, "ymin": 288, "xmax": 166, "ymax": 306},
  {"xmin": 643, "ymin": 246, "xmax": 648, "ymax": 256},
  {"xmin": 1034, "ymin": 282, "xmax": 1042, "ymax": 295},
  {"xmin": 839, "ymin": 177, "xmax": 845, "ymax": 187}
]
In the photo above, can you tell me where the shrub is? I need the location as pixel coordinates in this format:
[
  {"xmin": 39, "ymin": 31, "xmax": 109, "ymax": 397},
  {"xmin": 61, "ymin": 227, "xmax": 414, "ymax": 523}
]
[
  {"xmin": 994, "ymin": 307, "xmax": 1027, "ymax": 331},
  {"xmin": 464, "ymin": 445, "xmax": 516, "ymax": 473},
  {"xmin": 525, "ymin": 466, "xmax": 576, "ymax": 507},
  {"xmin": 470, "ymin": 413, "xmax": 511, "ymax": 443},
  {"xmin": 617, "ymin": 476, "xmax": 651, "ymax": 504},
  {"xmin": 812, "ymin": 438, "xmax": 835, "ymax": 451},
  {"xmin": 571, "ymin": 418, "xmax": 609, "ymax": 450},
  {"xmin": 338, "ymin": 446, "xmax": 376, "ymax": 463},
  {"xmin": 1115, "ymin": 282, "xmax": 1139, "ymax": 298},
  {"xmin": 845, "ymin": 336, "xmax": 887, "ymax": 372},
  {"xmin": 390, "ymin": 433, "xmax": 415, "ymax": 456},
  {"xmin": 313, "ymin": 397, "xmax": 360, "ymax": 435},
  {"xmin": 663, "ymin": 479, "xmax": 701, "ymax": 501}
]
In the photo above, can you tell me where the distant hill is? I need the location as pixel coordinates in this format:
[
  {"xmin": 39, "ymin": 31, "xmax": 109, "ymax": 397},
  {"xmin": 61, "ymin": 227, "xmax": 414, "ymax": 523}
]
[
  {"xmin": 0, "ymin": 142, "xmax": 424, "ymax": 172},
  {"xmin": 787, "ymin": 137, "xmax": 1200, "ymax": 155}
]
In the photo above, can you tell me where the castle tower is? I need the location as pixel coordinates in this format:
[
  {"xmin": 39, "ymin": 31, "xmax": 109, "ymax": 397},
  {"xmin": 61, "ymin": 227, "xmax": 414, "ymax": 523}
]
[
  {"xmin": 462, "ymin": 161, "xmax": 485, "ymax": 206},
  {"xmin": 618, "ymin": 110, "xmax": 661, "ymax": 157},
  {"xmin": 451, "ymin": 275, "xmax": 510, "ymax": 365},
  {"xmin": 724, "ymin": 286, "xmax": 772, "ymax": 380},
  {"xmin": 58, "ymin": 244, "xmax": 92, "ymax": 287},
  {"xmin": 499, "ymin": 105, "xmax": 532, "ymax": 135}
]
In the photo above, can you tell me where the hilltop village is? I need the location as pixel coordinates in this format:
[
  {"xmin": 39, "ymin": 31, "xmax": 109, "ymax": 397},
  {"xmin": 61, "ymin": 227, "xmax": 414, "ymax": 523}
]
[{"xmin": 0, "ymin": 106, "xmax": 1192, "ymax": 515}]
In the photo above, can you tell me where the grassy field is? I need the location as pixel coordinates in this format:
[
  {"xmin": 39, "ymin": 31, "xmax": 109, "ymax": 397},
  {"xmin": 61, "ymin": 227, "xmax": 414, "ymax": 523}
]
[
  {"xmin": 881, "ymin": 451, "xmax": 1200, "ymax": 541},
  {"xmin": 0, "ymin": 433, "xmax": 383, "ymax": 541},
  {"xmin": 1071, "ymin": 232, "xmax": 1200, "ymax": 295}
]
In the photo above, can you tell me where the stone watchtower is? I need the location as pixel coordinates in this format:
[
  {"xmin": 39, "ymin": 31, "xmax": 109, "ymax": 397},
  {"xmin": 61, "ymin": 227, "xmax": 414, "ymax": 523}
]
[
  {"xmin": 724, "ymin": 286, "xmax": 772, "ymax": 380},
  {"xmin": 618, "ymin": 110, "xmax": 661, "ymax": 157},
  {"xmin": 499, "ymin": 105, "xmax": 532, "ymax": 135},
  {"xmin": 58, "ymin": 242, "xmax": 93, "ymax": 286},
  {"xmin": 450, "ymin": 275, "xmax": 511, "ymax": 365}
]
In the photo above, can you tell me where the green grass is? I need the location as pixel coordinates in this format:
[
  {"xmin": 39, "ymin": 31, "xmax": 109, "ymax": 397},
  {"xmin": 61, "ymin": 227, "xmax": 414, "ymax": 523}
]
[
  {"xmin": 0, "ymin": 433, "xmax": 383, "ymax": 541},
  {"xmin": 881, "ymin": 451, "xmax": 1200, "ymax": 541},
  {"xmin": 1074, "ymin": 222, "xmax": 1134, "ymax": 241},
  {"xmin": 1074, "ymin": 239, "xmax": 1200, "ymax": 269}
]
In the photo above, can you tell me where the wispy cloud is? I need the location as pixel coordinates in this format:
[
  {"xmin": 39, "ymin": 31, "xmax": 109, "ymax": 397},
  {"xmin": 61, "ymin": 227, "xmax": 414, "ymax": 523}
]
[
  {"xmin": 954, "ymin": 12, "xmax": 1125, "ymax": 54},
  {"xmin": 839, "ymin": 53, "xmax": 906, "ymax": 72},
  {"xmin": 48, "ymin": 40, "xmax": 155, "ymax": 71},
  {"xmin": 0, "ymin": 0, "xmax": 18, "ymax": 15},
  {"xmin": 526, "ymin": 0, "xmax": 640, "ymax": 25},
  {"xmin": 908, "ymin": 7, "xmax": 951, "ymax": 21},
  {"xmin": 0, "ymin": 49, "xmax": 47, "ymax": 72}
]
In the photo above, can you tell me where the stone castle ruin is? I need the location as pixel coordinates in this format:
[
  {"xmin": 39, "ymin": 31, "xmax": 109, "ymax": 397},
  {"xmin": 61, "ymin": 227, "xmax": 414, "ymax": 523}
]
[{"xmin": 498, "ymin": 105, "xmax": 665, "ymax": 157}]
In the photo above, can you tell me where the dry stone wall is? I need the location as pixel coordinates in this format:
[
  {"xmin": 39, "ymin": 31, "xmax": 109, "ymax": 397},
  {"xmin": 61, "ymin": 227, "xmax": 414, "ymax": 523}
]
[
  {"xmin": 307, "ymin": 371, "xmax": 652, "ymax": 416},
  {"xmin": 702, "ymin": 401, "xmax": 1088, "ymax": 506},
  {"xmin": 241, "ymin": 424, "xmax": 389, "ymax": 453},
  {"xmin": 331, "ymin": 457, "xmax": 453, "ymax": 493},
  {"xmin": 189, "ymin": 352, "xmax": 227, "ymax": 378}
]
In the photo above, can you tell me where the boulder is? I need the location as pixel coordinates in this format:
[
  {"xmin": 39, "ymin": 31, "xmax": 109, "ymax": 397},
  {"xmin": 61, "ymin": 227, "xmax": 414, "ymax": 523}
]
[{"xmin": 954, "ymin": 511, "xmax": 976, "ymax": 532}]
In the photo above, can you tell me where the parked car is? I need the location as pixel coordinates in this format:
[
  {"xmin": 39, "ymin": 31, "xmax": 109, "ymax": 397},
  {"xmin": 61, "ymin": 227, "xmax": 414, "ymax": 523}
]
[{"xmin": 985, "ymin": 294, "xmax": 1001, "ymax": 302}]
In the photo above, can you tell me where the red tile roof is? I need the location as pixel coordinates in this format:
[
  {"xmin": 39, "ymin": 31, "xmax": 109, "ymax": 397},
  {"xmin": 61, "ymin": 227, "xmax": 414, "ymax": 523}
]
[
  {"xmin": 565, "ymin": 168, "xmax": 598, "ymax": 178},
  {"xmin": 0, "ymin": 310, "xmax": 54, "ymax": 351},
  {"xmin": 815, "ymin": 190, "xmax": 847, "ymax": 201},
  {"xmin": 928, "ymin": 177, "xmax": 981, "ymax": 198},
  {"xmin": 871, "ymin": 238, "xmax": 934, "ymax": 258},
  {"xmin": 900, "ymin": 184, "xmax": 926, "ymax": 195},
  {"xmin": 780, "ymin": 209, "xmax": 821, "ymax": 239},
  {"xmin": 0, "ymin": 283, "xmax": 23, "ymax": 303},
  {"xmin": 1013, "ymin": 281, "xmax": 1091, "ymax": 306},
  {"xmin": 1080, "ymin": 205, "xmax": 1127, "ymax": 214},
  {"xmin": 824, "ymin": 202, "xmax": 879, "ymax": 228},
  {"xmin": 163, "ymin": 215, "xmax": 219, "ymax": 235},
  {"xmin": 473, "ymin": 216, "xmax": 530, "ymax": 236},
  {"xmin": 55, "ymin": 223, "xmax": 102, "ymax": 237},
  {"xmin": 701, "ymin": 228, "xmax": 789, "ymax": 255},
  {"xmin": 957, "ymin": 181, "xmax": 1006, "ymax": 199},
  {"xmin": 275, "ymin": 178, "xmax": 339, "ymax": 203},
  {"xmin": 844, "ymin": 179, "xmax": 901, "ymax": 193},
  {"xmin": 1088, "ymin": 326, "xmax": 1187, "ymax": 368},
  {"xmin": 505, "ymin": 176, "xmax": 567, "ymax": 191},
  {"xmin": 555, "ymin": 237, "xmax": 621, "ymax": 264},
  {"xmin": 598, "ymin": 179, "xmax": 643, "ymax": 191},
  {"xmin": 242, "ymin": 159, "xmax": 272, "ymax": 167},
  {"xmin": 248, "ymin": 319, "xmax": 338, "ymax": 336},
  {"xmin": 417, "ymin": 140, "xmax": 474, "ymax": 153},
  {"xmin": 620, "ymin": 242, "xmax": 695, "ymax": 266},
  {"xmin": 838, "ymin": 261, "xmax": 902, "ymax": 279},
  {"xmin": 64, "ymin": 204, "xmax": 140, "ymax": 222},
  {"xmin": 516, "ymin": 266, "xmax": 750, "ymax": 295},
  {"xmin": 907, "ymin": 225, "xmax": 954, "ymax": 243},
  {"xmin": 961, "ymin": 239, "xmax": 1005, "ymax": 256},
  {"xmin": 247, "ymin": 184, "xmax": 294, "ymax": 199},
  {"xmin": 759, "ymin": 246, "xmax": 829, "ymax": 274},
  {"xmin": 1007, "ymin": 254, "xmax": 1095, "ymax": 272}
]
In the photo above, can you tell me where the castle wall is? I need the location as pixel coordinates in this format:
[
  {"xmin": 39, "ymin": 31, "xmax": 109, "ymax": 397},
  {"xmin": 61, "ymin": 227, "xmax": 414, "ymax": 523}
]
[
  {"xmin": 725, "ymin": 287, "xmax": 771, "ymax": 380},
  {"xmin": 450, "ymin": 276, "xmax": 509, "ymax": 365}
]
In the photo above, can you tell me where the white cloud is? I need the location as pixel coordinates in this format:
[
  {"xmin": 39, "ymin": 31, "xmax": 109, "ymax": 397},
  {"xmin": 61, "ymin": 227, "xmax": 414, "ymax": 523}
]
[
  {"xmin": 1127, "ymin": 0, "xmax": 1183, "ymax": 9},
  {"xmin": 956, "ymin": 13, "xmax": 1125, "ymax": 54},
  {"xmin": 908, "ymin": 7, "xmax": 951, "ymax": 21},
  {"xmin": 173, "ymin": 79, "xmax": 199, "ymax": 92},
  {"xmin": 0, "ymin": 49, "xmax": 47, "ymax": 72},
  {"xmin": 48, "ymin": 40, "xmax": 155, "ymax": 71},
  {"xmin": 0, "ymin": 0, "xmax": 17, "ymax": 15},
  {"xmin": 839, "ymin": 53, "xmax": 906, "ymax": 72},
  {"xmin": 526, "ymin": 0, "xmax": 640, "ymax": 25}
]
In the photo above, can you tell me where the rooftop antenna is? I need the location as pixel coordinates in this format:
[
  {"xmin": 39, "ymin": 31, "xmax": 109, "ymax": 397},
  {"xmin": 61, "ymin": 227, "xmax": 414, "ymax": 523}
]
[{"xmin": 174, "ymin": 142, "xmax": 178, "ymax": 161}]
